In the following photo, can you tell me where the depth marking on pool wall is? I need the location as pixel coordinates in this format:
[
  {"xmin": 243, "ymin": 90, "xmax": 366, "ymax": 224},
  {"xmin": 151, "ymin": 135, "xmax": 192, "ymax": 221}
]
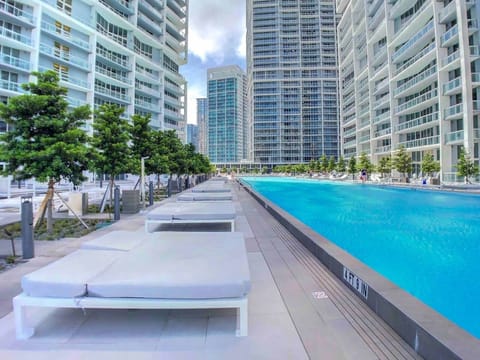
[{"xmin": 343, "ymin": 267, "xmax": 369, "ymax": 299}]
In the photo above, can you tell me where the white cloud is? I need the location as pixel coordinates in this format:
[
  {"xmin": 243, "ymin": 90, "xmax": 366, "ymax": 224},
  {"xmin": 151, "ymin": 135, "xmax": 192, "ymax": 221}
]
[
  {"xmin": 188, "ymin": 0, "xmax": 246, "ymax": 64},
  {"xmin": 186, "ymin": 83, "xmax": 204, "ymax": 124}
]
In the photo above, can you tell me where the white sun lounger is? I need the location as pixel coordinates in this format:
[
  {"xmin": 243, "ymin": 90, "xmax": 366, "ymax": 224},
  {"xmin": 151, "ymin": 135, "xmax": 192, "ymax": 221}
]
[
  {"xmin": 177, "ymin": 192, "xmax": 233, "ymax": 201},
  {"xmin": 145, "ymin": 201, "xmax": 236, "ymax": 232},
  {"xmin": 13, "ymin": 231, "xmax": 251, "ymax": 339}
]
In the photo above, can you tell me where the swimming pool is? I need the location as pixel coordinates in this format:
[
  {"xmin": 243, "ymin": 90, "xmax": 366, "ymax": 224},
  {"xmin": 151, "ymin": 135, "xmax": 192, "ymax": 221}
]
[{"xmin": 241, "ymin": 176, "xmax": 480, "ymax": 339}]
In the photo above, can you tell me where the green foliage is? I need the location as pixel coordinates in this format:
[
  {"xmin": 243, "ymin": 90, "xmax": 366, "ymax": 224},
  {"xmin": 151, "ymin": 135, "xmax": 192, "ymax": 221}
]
[
  {"xmin": 327, "ymin": 156, "xmax": 336, "ymax": 173},
  {"xmin": 347, "ymin": 157, "xmax": 356, "ymax": 176},
  {"xmin": 130, "ymin": 114, "xmax": 153, "ymax": 175},
  {"xmin": 456, "ymin": 149, "xmax": 479, "ymax": 183},
  {"xmin": 90, "ymin": 104, "xmax": 131, "ymax": 181},
  {"xmin": 392, "ymin": 145, "xmax": 412, "ymax": 177},
  {"xmin": 377, "ymin": 156, "xmax": 392, "ymax": 177},
  {"xmin": 320, "ymin": 155, "xmax": 328, "ymax": 173},
  {"xmin": 357, "ymin": 152, "xmax": 374, "ymax": 174},
  {"xmin": 336, "ymin": 156, "xmax": 346, "ymax": 173},
  {"xmin": 421, "ymin": 153, "xmax": 440, "ymax": 176},
  {"xmin": 0, "ymin": 70, "xmax": 91, "ymax": 185}
]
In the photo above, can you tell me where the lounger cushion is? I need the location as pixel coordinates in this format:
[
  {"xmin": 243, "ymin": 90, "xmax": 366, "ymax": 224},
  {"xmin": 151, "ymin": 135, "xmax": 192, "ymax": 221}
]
[
  {"xmin": 22, "ymin": 249, "xmax": 122, "ymax": 298},
  {"xmin": 177, "ymin": 193, "xmax": 233, "ymax": 201},
  {"xmin": 191, "ymin": 188, "xmax": 230, "ymax": 193},
  {"xmin": 147, "ymin": 202, "xmax": 235, "ymax": 221},
  {"xmin": 81, "ymin": 231, "xmax": 148, "ymax": 251},
  {"xmin": 87, "ymin": 232, "xmax": 251, "ymax": 299}
]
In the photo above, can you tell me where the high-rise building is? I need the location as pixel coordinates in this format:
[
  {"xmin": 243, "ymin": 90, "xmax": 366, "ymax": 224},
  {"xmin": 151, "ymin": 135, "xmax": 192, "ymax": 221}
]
[
  {"xmin": 196, "ymin": 97, "xmax": 208, "ymax": 155},
  {"xmin": 337, "ymin": 0, "xmax": 480, "ymax": 182},
  {"xmin": 207, "ymin": 65, "xmax": 248, "ymax": 163},
  {"xmin": 186, "ymin": 123, "xmax": 198, "ymax": 150},
  {"xmin": 246, "ymin": 0, "xmax": 339, "ymax": 166},
  {"xmin": 0, "ymin": 0, "xmax": 188, "ymax": 138}
]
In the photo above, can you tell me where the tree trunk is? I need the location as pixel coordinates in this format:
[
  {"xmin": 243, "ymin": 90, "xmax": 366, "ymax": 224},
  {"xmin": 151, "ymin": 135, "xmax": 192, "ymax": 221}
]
[
  {"xmin": 46, "ymin": 179, "xmax": 55, "ymax": 234},
  {"xmin": 109, "ymin": 176, "xmax": 114, "ymax": 209}
]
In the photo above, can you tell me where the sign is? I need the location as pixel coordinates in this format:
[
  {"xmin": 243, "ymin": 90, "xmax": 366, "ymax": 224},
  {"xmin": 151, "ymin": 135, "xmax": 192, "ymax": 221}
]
[{"xmin": 343, "ymin": 267, "xmax": 369, "ymax": 299}]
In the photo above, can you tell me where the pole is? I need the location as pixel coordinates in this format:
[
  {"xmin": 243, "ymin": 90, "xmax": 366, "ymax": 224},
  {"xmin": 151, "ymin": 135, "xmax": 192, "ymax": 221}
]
[
  {"xmin": 149, "ymin": 181, "xmax": 154, "ymax": 206},
  {"xmin": 141, "ymin": 157, "xmax": 149, "ymax": 210},
  {"xmin": 114, "ymin": 186, "xmax": 120, "ymax": 221},
  {"xmin": 21, "ymin": 195, "xmax": 34, "ymax": 259}
]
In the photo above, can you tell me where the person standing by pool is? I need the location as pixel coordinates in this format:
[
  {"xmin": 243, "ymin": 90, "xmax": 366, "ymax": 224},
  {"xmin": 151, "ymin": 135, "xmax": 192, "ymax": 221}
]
[{"xmin": 361, "ymin": 169, "xmax": 367, "ymax": 183}]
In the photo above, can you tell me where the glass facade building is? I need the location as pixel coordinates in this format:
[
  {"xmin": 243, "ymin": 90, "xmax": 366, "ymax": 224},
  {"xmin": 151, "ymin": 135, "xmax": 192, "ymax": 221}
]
[
  {"xmin": 0, "ymin": 0, "xmax": 188, "ymax": 139},
  {"xmin": 337, "ymin": 0, "xmax": 480, "ymax": 182},
  {"xmin": 196, "ymin": 97, "xmax": 208, "ymax": 155},
  {"xmin": 186, "ymin": 123, "xmax": 198, "ymax": 150},
  {"xmin": 207, "ymin": 65, "xmax": 247, "ymax": 163},
  {"xmin": 246, "ymin": 0, "xmax": 339, "ymax": 166}
]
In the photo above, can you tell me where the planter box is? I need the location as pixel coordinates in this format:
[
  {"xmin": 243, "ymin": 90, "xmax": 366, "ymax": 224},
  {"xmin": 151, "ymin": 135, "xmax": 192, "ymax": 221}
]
[{"xmin": 122, "ymin": 190, "xmax": 139, "ymax": 214}]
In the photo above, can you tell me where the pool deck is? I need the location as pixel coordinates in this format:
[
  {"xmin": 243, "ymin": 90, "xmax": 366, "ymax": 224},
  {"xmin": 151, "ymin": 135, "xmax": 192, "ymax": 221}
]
[{"xmin": 0, "ymin": 181, "xmax": 456, "ymax": 359}]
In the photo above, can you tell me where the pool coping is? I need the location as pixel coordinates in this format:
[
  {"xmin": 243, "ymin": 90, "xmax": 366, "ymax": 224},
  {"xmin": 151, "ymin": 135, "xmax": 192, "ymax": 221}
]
[{"xmin": 240, "ymin": 180, "xmax": 480, "ymax": 360}]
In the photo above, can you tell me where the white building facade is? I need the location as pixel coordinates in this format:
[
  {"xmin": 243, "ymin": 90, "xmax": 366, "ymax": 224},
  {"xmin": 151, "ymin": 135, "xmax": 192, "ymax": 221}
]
[
  {"xmin": 337, "ymin": 0, "xmax": 480, "ymax": 181},
  {"xmin": 0, "ymin": 0, "xmax": 188, "ymax": 138},
  {"xmin": 247, "ymin": 0, "xmax": 340, "ymax": 167}
]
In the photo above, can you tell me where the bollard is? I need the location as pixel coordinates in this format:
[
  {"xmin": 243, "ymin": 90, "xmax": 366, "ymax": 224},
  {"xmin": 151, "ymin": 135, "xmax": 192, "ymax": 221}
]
[
  {"xmin": 178, "ymin": 177, "xmax": 183, "ymax": 192},
  {"xmin": 114, "ymin": 186, "xmax": 120, "ymax": 221},
  {"xmin": 21, "ymin": 196, "xmax": 34, "ymax": 259},
  {"xmin": 167, "ymin": 179, "xmax": 171, "ymax": 197},
  {"xmin": 149, "ymin": 181, "xmax": 154, "ymax": 206}
]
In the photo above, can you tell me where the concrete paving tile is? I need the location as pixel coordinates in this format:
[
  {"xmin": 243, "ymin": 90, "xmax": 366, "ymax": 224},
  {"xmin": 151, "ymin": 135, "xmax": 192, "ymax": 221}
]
[
  {"xmin": 248, "ymin": 280, "xmax": 288, "ymax": 315},
  {"xmin": 244, "ymin": 236, "xmax": 260, "ymax": 252},
  {"xmin": 70, "ymin": 309, "xmax": 167, "ymax": 344},
  {"xmin": 247, "ymin": 252, "xmax": 273, "ymax": 282},
  {"xmin": 235, "ymin": 215, "xmax": 254, "ymax": 238},
  {"xmin": 157, "ymin": 316, "xmax": 208, "ymax": 351}
]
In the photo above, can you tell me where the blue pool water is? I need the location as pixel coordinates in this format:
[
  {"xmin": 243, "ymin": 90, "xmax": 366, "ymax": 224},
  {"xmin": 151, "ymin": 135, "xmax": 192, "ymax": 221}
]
[{"xmin": 242, "ymin": 176, "xmax": 480, "ymax": 339}]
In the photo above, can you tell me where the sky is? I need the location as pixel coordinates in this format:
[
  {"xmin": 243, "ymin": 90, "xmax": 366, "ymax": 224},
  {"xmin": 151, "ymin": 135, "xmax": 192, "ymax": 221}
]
[{"xmin": 180, "ymin": 0, "xmax": 247, "ymax": 124}]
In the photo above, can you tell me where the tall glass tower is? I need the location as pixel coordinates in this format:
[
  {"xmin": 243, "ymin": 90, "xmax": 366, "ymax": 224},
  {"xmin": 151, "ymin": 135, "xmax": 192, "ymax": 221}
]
[
  {"xmin": 196, "ymin": 97, "xmax": 208, "ymax": 155},
  {"xmin": 207, "ymin": 65, "xmax": 247, "ymax": 164},
  {"xmin": 0, "ymin": 0, "xmax": 188, "ymax": 139},
  {"xmin": 246, "ymin": 0, "xmax": 339, "ymax": 166}
]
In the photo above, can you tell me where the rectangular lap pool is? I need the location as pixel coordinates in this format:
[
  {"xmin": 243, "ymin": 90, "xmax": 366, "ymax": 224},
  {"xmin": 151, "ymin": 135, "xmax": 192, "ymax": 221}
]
[{"xmin": 241, "ymin": 176, "xmax": 480, "ymax": 340}]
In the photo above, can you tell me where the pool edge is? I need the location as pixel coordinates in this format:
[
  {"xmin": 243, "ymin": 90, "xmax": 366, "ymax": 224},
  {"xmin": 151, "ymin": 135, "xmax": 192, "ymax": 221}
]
[{"xmin": 240, "ymin": 180, "xmax": 480, "ymax": 360}]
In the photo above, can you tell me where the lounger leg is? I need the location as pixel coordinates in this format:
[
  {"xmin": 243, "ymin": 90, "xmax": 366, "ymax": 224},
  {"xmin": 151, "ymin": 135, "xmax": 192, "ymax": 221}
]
[
  {"xmin": 13, "ymin": 297, "xmax": 34, "ymax": 339},
  {"xmin": 236, "ymin": 301, "xmax": 248, "ymax": 336},
  {"xmin": 231, "ymin": 220, "xmax": 235, "ymax": 232}
]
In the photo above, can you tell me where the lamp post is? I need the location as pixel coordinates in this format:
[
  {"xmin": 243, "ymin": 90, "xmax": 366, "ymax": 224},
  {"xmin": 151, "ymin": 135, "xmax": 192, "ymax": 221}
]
[{"xmin": 141, "ymin": 156, "xmax": 149, "ymax": 210}]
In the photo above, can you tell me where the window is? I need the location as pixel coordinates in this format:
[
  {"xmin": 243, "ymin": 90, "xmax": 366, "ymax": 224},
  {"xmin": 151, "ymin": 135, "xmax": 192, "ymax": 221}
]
[
  {"xmin": 57, "ymin": 0, "xmax": 72, "ymax": 15},
  {"xmin": 53, "ymin": 63, "xmax": 69, "ymax": 81},
  {"xmin": 54, "ymin": 42, "xmax": 69, "ymax": 60},
  {"xmin": 55, "ymin": 21, "xmax": 71, "ymax": 37}
]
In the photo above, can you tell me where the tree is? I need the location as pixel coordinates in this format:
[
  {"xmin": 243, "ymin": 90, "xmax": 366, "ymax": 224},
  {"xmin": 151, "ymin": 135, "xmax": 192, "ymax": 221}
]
[
  {"xmin": 0, "ymin": 70, "xmax": 91, "ymax": 232},
  {"xmin": 320, "ymin": 155, "xmax": 329, "ymax": 173},
  {"xmin": 392, "ymin": 145, "xmax": 412, "ymax": 180},
  {"xmin": 377, "ymin": 156, "xmax": 392, "ymax": 178},
  {"xmin": 149, "ymin": 129, "xmax": 170, "ymax": 188},
  {"xmin": 130, "ymin": 113, "xmax": 153, "ymax": 175},
  {"xmin": 327, "ymin": 156, "xmax": 336, "ymax": 173},
  {"xmin": 357, "ymin": 152, "xmax": 374, "ymax": 175},
  {"xmin": 90, "ymin": 104, "xmax": 131, "ymax": 205},
  {"xmin": 421, "ymin": 153, "xmax": 440, "ymax": 177},
  {"xmin": 348, "ymin": 157, "xmax": 357, "ymax": 179},
  {"xmin": 337, "ymin": 156, "xmax": 346, "ymax": 173},
  {"xmin": 456, "ymin": 149, "xmax": 479, "ymax": 184}
]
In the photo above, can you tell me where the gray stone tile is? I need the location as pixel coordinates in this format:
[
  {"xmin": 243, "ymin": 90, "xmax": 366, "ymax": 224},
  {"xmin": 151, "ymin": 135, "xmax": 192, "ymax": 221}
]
[{"xmin": 157, "ymin": 316, "xmax": 208, "ymax": 351}]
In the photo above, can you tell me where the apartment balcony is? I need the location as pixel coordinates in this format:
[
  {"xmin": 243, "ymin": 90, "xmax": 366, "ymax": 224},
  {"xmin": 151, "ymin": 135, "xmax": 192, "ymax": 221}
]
[
  {"xmin": 39, "ymin": 43, "xmax": 90, "ymax": 70},
  {"xmin": 473, "ymin": 100, "xmax": 480, "ymax": 112},
  {"xmin": 395, "ymin": 88, "xmax": 438, "ymax": 116},
  {"xmin": 390, "ymin": 0, "xmax": 412, "ymax": 19},
  {"xmin": 95, "ymin": 85, "xmax": 131, "ymax": 103},
  {"xmin": 0, "ymin": 79, "xmax": 24, "ymax": 94},
  {"xmin": 358, "ymin": 118, "xmax": 370, "ymax": 130},
  {"xmin": 440, "ymin": 49, "xmax": 460, "ymax": 72},
  {"xmin": 96, "ymin": 66, "xmax": 132, "ymax": 86},
  {"xmin": 445, "ymin": 130, "xmax": 464, "ymax": 145},
  {"xmin": 135, "ymin": 99, "xmax": 158, "ymax": 111},
  {"xmin": 41, "ymin": 21, "xmax": 90, "ymax": 51},
  {"xmin": 138, "ymin": 1, "xmax": 163, "ymax": 23},
  {"xmin": 442, "ymin": 77, "xmax": 462, "ymax": 96},
  {"xmin": 373, "ymin": 127, "xmax": 391, "ymax": 139},
  {"xmin": 373, "ymin": 94, "xmax": 390, "ymax": 110},
  {"xmin": 394, "ymin": 65, "xmax": 437, "ymax": 98},
  {"xmin": 438, "ymin": 0, "xmax": 475, "ymax": 24},
  {"xmin": 96, "ymin": 47, "xmax": 131, "ymax": 70},
  {"xmin": 67, "ymin": 97, "xmax": 86, "ymax": 107},
  {"xmin": 138, "ymin": 12, "xmax": 163, "ymax": 37},
  {"xmin": 396, "ymin": 112, "xmax": 439, "ymax": 133},
  {"xmin": 164, "ymin": 108, "xmax": 183, "ymax": 120},
  {"xmin": 473, "ymin": 72, "xmax": 480, "ymax": 86},
  {"xmin": 373, "ymin": 78, "xmax": 390, "ymax": 96},
  {"xmin": 343, "ymin": 139, "xmax": 357, "ymax": 148},
  {"xmin": 443, "ymin": 104, "xmax": 463, "ymax": 121},
  {"xmin": 343, "ymin": 127, "xmax": 357, "ymax": 137},
  {"xmin": 0, "ymin": 25, "xmax": 32, "ymax": 50},
  {"xmin": 398, "ymin": 135, "xmax": 440, "ymax": 149},
  {"xmin": 358, "ymin": 133, "xmax": 371, "ymax": 143},
  {"xmin": 391, "ymin": 1, "xmax": 431, "ymax": 47},
  {"xmin": 441, "ymin": 20, "xmax": 479, "ymax": 48},
  {"xmin": 99, "ymin": 0, "xmax": 135, "ymax": 15},
  {"xmin": 368, "ymin": 7, "xmax": 385, "ymax": 31},
  {"xmin": 136, "ymin": 67, "xmax": 159, "ymax": 82},
  {"xmin": 0, "ymin": 54, "xmax": 30, "ymax": 72},
  {"xmin": 343, "ymin": 113, "xmax": 356, "ymax": 126},
  {"xmin": 0, "ymin": 0, "xmax": 35, "ymax": 26},
  {"xmin": 371, "ymin": 47, "xmax": 387, "ymax": 69},
  {"xmin": 372, "ymin": 111, "xmax": 390, "ymax": 125},
  {"xmin": 135, "ymin": 83, "xmax": 159, "ymax": 97},
  {"xmin": 392, "ymin": 21, "xmax": 434, "ymax": 64},
  {"xmin": 164, "ymin": 81, "xmax": 183, "ymax": 96},
  {"xmin": 374, "ymin": 144, "xmax": 391, "ymax": 154},
  {"xmin": 394, "ymin": 42, "xmax": 435, "ymax": 80},
  {"xmin": 358, "ymin": 105, "xmax": 370, "ymax": 118},
  {"xmin": 38, "ymin": 66, "xmax": 90, "ymax": 90}
]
